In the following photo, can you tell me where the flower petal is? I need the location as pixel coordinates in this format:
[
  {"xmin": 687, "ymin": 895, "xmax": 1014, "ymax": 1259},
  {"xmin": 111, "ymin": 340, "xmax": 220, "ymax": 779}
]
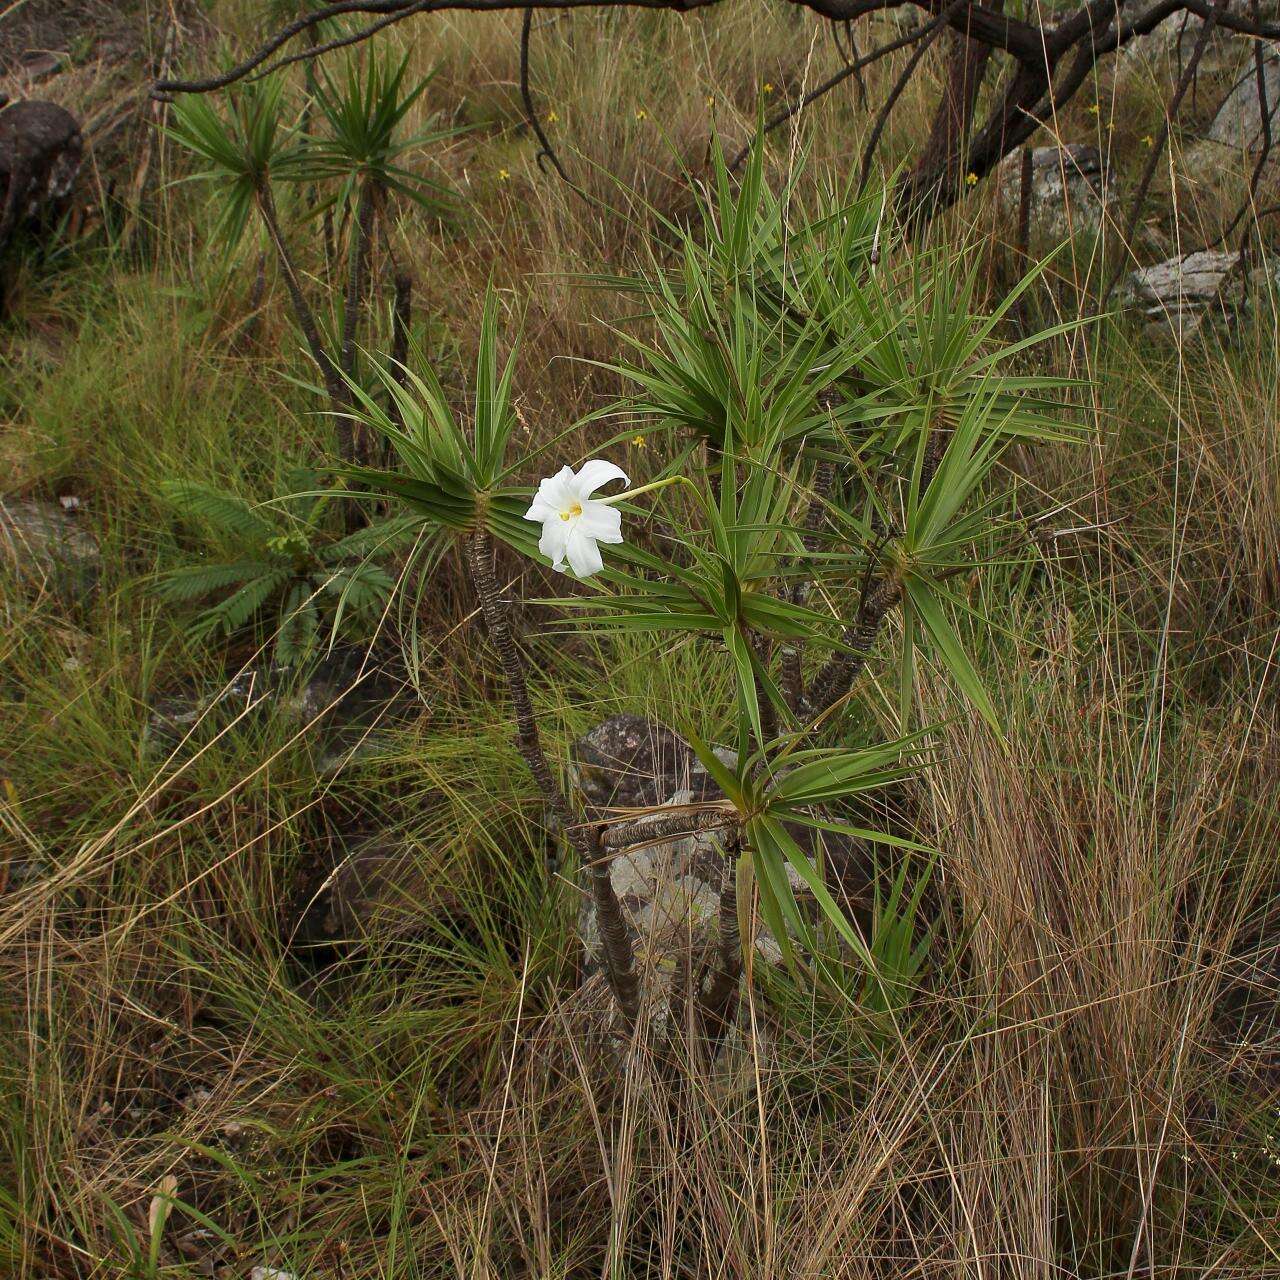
[
  {"xmin": 564, "ymin": 525, "xmax": 604, "ymax": 577},
  {"xmin": 576, "ymin": 500, "xmax": 623, "ymax": 544},
  {"xmin": 524, "ymin": 466, "xmax": 577, "ymax": 521},
  {"xmin": 538, "ymin": 518, "xmax": 570, "ymax": 571},
  {"xmin": 573, "ymin": 459, "xmax": 628, "ymax": 499},
  {"xmin": 524, "ymin": 493, "xmax": 557, "ymax": 522}
]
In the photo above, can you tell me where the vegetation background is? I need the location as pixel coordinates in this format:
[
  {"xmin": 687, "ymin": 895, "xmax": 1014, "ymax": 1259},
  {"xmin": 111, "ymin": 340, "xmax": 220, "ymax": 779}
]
[{"xmin": 1, "ymin": 0, "xmax": 1278, "ymax": 1276}]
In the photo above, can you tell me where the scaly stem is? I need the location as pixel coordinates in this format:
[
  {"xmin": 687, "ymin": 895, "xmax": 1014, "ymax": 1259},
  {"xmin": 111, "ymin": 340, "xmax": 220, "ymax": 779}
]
[
  {"xmin": 601, "ymin": 808, "xmax": 735, "ymax": 852},
  {"xmin": 781, "ymin": 458, "xmax": 836, "ymax": 713},
  {"xmin": 338, "ymin": 180, "xmax": 378, "ymax": 468},
  {"xmin": 697, "ymin": 834, "xmax": 743, "ymax": 1051},
  {"xmin": 387, "ymin": 268, "xmax": 413, "ymax": 436},
  {"xmin": 806, "ymin": 575, "xmax": 902, "ymax": 716},
  {"xmin": 254, "ymin": 180, "xmax": 350, "ymax": 448},
  {"xmin": 465, "ymin": 529, "xmax": 638, "ymax": 1029},
  {"xmin": 340, "ymin": 181, "xmax": 376, "ymax": 379}
]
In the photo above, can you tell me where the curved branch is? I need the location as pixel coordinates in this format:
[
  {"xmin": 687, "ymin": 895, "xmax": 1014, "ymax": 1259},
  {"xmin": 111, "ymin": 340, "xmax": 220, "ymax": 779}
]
[
  {"xmin": 154, "ymin": 0, "xmax": 720, "ymax": 97},
  {"xmin": 793, "ymin": 0, "xmax": 1045, "ymax": 62},
  {"xmin": 857, "ymin": 0, "xmax": 961, "ymax": 192},
  {"xmin": 519, "ymin": 6, "xmax": 583, "ymax": 192},
  {"xmin": 831, "ymin": 18, "xmax": 869, "ymax": 105},
  {"xmin": 234, "ymin": 2, "xmax": 442, "ymax": 89},
  {"xmin": 1106, "ymin": 0, "xmax": 1280, "ymax": 49}
]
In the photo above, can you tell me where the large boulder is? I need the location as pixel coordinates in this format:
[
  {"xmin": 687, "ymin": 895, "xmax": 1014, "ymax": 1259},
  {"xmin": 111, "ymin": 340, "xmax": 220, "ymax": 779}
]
[
  {"xmin": 1118, "ymin": 8, "xmax": 1274, "ymax": 81},
  {"xmin": 998, "ymin": 144, "xmax": 1112, "ymax": 250},
  {"xmin": 0, "ymin": 99, "xmax": 82, "ymax": 251},
  {"xmin": 1180, "ymin": 42, "xmax": 1280, "ymax": 181},
  {"xmin": 1205, "ymin": 45, "xmax": 1280, "ymax": 153},
  {"xmin": 570, "ymin": 716, "xmax": 875, "ymax": 1021}
]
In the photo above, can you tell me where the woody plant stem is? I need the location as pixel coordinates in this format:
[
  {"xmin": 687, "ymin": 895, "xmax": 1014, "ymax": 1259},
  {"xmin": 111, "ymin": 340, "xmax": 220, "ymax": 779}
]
[{"xmin": 465, "ymin": 527, "xmax": 639, "ymax": 1029}]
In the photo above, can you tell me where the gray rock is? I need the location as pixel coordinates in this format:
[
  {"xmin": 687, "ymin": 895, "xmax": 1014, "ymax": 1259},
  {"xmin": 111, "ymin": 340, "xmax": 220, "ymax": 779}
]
[
  {"xmin": 0, "ymin": 496, "xmax": 99, "ymax": 591},
  {"xmin": 1119, "ymin": 249, "xmax": 1243, "ymax": 332},
  {"xmin": 1118, "ymin": 8, "xmax": 1271, "ymax": 81},
  {"xmin": 13, "ymin": 51, "xmax": 67, "ymax": 83},
  {"xmin": 998, "ymin": 144, "xmax": 1111, "ymax": 249},
  {"xmin": 145, "ymin": 649, "xmax": 419, "ymax": 760},
  {"xmin": 0, "ymin": 99, "xmax": 82, "ymax": 250},
  {"xmin": 570, "ymin": 717, "xmax": 872, "ymax": 1025},
  {"xmin": 570, "ymin": 713, "xmax": 722, "ymax": 810},
  {"xmin": 1205, "ymin": 45, "xmax": 1280, "ymax": 152},
  {"xmin": 293, "ymin": 834, "xmax": 439, "ymax": 946}
]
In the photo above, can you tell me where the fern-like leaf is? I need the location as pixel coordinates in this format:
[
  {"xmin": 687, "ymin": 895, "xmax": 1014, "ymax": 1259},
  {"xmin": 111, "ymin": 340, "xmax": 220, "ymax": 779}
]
[
  {"xmin": 320, "ymin": 514, "xmax": 417, "ymax": 562},
  {"xmin": 161, "ymin": 480, "xmax": 276, "ymax": 545},
  {"xmin": 276, "ymin": 581, "xmax": 320, "ymax": 667},
  {"xmin": 154, "ymin": 559, "xmax": 275, "ymax": 602},
  {"xmin": 187, "ymin": 570, "xmax": 290, "ymax": 641}
]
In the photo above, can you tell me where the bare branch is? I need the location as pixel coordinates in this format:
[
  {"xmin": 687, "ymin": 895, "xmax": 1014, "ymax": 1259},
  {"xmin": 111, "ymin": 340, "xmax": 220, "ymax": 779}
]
[
  {"xmin": 858, "ymin": 0, "xmax": 961, "ymax": 193},
  {"xmin": 519, "ymin": 6, "xmax": 585, "ymax": 193},
  {"xmin": 154, "ymin": 0, "xmax": 719, "ymax": 98}
]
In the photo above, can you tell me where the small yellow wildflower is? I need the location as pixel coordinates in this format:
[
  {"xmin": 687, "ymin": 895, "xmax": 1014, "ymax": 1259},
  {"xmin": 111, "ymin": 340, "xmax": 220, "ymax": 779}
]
[
  {"xmin": 763, "ymin": 82, "xmax": 775, "ymax": 95},
  {"xmin": 498, "ymin": 167, "xmax": 510, "ymax": 181},
  {"xmin": 1087, "ymin": 103, "xmax": 1099, "ymax": 115},
  {"xmin": 546, "ymin": 109, "xmax": 559, "ymax": 123},
  {"xmin": 1142, "ymin": 134, "xmax": 1155, "ymax": 147},
  {"xmin": 635, "ymin": 107, "xmax": 648, "ymax": 120},
  {"xmin": 965, "ymin": 172, "xmax": 979, "ymax": 186},
  {"xmin": 631, "ymin": 434, "xmax": 647, "ymax": 448}
]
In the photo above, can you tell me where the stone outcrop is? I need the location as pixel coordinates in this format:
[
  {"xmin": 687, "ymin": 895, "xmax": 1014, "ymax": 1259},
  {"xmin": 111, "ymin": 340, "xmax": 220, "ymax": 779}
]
[
  {"xmin": 0, "ymin": 496, "xmax": 99, "ymax": 591},
  {"xmin": 570, "ymin": 716, "xmax": 875, "ymax": 1015},
  {"xmin": 1205, "ymin": 46, "xmax": 1280, "ymax": 153},
  {"xmin": 0, "ymin": 99, "xmax": 82, "ymax": 251},
  {"xmin": 1119, "ymin": 250, "xmax": 1243, "ymax": 332},
  {"xmin": 998, "ymin": 144, "xmax": 1111, "ymax": 250}
]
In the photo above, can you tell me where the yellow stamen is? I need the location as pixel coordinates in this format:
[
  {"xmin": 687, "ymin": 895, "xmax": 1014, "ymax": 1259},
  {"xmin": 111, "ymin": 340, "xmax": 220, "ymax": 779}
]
[{"xmin": 560, "ymin": 502, "xmax": 582, "ymax": 521}]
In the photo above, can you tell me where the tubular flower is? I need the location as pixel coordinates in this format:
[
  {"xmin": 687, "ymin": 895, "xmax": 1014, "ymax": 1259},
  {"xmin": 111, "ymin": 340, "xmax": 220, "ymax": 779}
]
[{"xmin": 523, "ymin": 459, "xmax": 628, "ymax": 577}]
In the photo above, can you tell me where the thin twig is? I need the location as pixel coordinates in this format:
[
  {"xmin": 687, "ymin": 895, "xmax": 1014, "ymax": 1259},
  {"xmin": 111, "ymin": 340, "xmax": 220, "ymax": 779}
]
[
  {"xmin": 857, "ymin": 1, "xmax": 961, "ymax": 194},
  {"xmin": 729, "ymin": 14, "xmax": 941, "ymax": 173},
  {"xmin": 1102, "ymin": 0, "xmax": 1230, "ymax": 304},
  {"xmin": 781, "ymin": 455, "xmax": 836, "ymax": 713},
  {"xmin": 153, "ymin": 0, "xmax": 721, "ymax": 98},
  {"xmin": 833, "ymin": 18, "xmax": 869, "ymax": 105}
]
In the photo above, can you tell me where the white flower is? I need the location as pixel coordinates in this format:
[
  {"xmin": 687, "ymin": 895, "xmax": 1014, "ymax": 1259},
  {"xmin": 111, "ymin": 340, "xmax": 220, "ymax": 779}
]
[{"xmin": 523, "ymin": 459, "xmax": 628, "ymax": 577}]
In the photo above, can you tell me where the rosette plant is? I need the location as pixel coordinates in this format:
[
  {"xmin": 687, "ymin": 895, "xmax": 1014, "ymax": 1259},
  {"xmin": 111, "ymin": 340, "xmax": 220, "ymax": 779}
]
[
  {"xmin": 155, "ymin": 471, "xmax": 411, "ymax": 666},
  {"xmin": 168, "ymin": 55, "xmax": 459, "ymax": 469},
  {"xmin": 338, "ymin": 162, "xmax": 1083, "ymax": 1053}
]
